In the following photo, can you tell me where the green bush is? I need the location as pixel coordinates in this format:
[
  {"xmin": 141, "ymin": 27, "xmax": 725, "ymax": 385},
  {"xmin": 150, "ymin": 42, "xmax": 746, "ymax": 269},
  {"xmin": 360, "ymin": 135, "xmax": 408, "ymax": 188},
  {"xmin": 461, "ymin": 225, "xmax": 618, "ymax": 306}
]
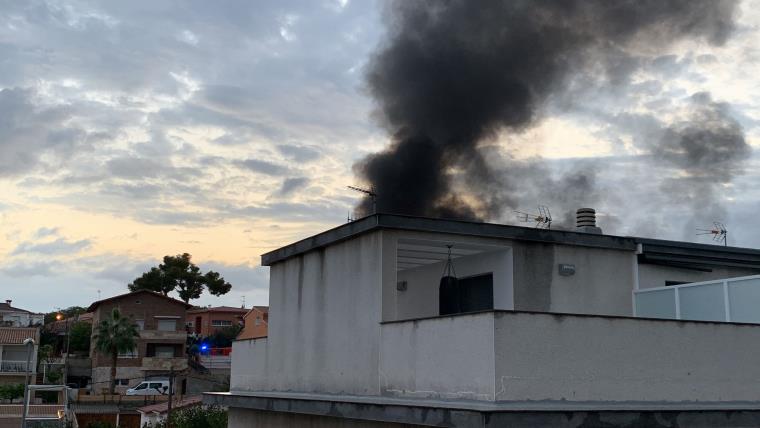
[
  {"xmin": 145, "ymin": 405, "xmax": 227, "ymax": 428},
  {"xmin": 0, "ymin": 383, "xmax": 24, "ymax": 401}
]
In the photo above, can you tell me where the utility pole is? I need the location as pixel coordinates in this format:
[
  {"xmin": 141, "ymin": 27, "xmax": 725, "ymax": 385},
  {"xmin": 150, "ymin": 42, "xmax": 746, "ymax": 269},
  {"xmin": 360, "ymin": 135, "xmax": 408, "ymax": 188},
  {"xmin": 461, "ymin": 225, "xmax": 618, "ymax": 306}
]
[
  {"xmin": 63, "ymin": 314, "xmax": 76, "ymax": 386},
  {"xmin": 21, "ymin": 338, "xmax": 35, "ymax": 428},
  {"xmin": 167, "ymin": 367, "xmax": 174, "ymax": 428}
]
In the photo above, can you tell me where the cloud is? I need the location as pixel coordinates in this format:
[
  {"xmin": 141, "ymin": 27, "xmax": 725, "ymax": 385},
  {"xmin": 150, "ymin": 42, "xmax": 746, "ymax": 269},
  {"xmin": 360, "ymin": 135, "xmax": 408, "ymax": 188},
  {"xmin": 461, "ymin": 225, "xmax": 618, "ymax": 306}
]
[
  {"xmin": 34, "ymin": 227, "xmax": 60, "ymax": 239},
  {"xmin": 11, "ymin": 237, "xmax": 92, "ymax": 256},
  {"xmin": 236, "ymin": 159, "xmax": 290, "ymax": 176},
  {"xmin": 277, "ymin": 144, "xmax": 321, "ymax": 162},
  {"xmin": 278, "ymin": 177, "xmax": 310, "ymax": 196}
]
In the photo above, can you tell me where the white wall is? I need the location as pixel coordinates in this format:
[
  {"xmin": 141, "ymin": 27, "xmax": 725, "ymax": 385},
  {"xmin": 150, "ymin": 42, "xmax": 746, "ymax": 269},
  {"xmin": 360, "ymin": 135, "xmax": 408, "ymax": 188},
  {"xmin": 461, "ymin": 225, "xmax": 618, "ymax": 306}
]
[
  {"xmin": 493, "ymin": 311, "xmax": 760, "ymax": 402},
  {"xmin": 233, "ymin": 231, "xmax": 384, "ymax": 396},
  {"xmin": 379, "ymin": 312, "xmax": 495, "ymax": 401}
]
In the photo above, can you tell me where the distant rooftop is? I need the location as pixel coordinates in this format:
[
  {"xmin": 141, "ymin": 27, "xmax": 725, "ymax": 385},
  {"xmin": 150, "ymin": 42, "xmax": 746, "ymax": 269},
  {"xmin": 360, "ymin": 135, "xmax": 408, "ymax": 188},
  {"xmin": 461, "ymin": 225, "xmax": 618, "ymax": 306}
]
[
  {"xmin": 0, "ymin": 300, "xmax": 35, "ymax": 314},
  {"xmin": 188, "ymin": 306, "xmax": 249, "ymax": 314},
  {"xmin": 261, "ymin": 213, "xmax": 760, "ymax": 272},
  {"xmin": 87, "ymin": 289, "xmax": 192, "ymax": 312}
]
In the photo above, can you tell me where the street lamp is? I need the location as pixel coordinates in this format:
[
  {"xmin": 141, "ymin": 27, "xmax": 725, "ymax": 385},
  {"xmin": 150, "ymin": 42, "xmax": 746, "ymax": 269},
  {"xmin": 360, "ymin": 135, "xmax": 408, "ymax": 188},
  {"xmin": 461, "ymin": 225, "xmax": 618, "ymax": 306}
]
[{"xmin": 21, "ymin": 337, "xmax": 36, "ymax": 428}]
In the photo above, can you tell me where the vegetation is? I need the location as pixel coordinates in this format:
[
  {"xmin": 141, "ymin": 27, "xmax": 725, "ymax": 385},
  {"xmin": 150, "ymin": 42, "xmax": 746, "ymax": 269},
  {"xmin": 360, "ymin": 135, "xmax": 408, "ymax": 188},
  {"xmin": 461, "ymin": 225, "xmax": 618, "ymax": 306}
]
[
  {"xmin": 145, "ymin": 405, "xmax": 227, "ymax": 428},
  {"xmin": 69, "ymin": 321, "xmax": 92, "ymax": 353},
  {"xmin": 128, "ymin": 253, "xmax": 232, "ymax": 303},
  {"xmin": 93, "ymin": 308, "xmax": 140, "ymax": 394},
  {"xmin": 0, "ymin": 383, "xmax": 24, "ymax": 402},
  {"xmin": 44, "ymin": 306, "xmax": 87, "ymax": 325},
  {"xmin": 207, "ymin": 324, "xmax": 243, "ymax": 348}
]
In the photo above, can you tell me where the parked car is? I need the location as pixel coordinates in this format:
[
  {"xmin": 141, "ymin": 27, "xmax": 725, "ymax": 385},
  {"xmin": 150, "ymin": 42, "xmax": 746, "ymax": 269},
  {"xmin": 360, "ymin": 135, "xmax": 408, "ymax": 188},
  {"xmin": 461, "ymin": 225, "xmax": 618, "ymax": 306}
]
[{"xmin": 126, "ymin": 379, "xmax": 171, "ymax": 396}]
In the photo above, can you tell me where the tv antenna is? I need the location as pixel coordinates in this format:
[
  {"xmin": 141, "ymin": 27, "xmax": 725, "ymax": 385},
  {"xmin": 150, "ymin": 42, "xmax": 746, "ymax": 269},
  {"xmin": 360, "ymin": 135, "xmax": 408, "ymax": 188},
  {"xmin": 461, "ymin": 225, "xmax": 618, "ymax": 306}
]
[
  {"xmin": 697, "ymin": 222, "xmax": 727, "ymax": 246},
  {"xmin": 347, "ymin": 185, "xmax": 377, "ymax": 214},
  {"xmin": 514, "ymin": 205, "xmax": 552, "ymax": 229}
]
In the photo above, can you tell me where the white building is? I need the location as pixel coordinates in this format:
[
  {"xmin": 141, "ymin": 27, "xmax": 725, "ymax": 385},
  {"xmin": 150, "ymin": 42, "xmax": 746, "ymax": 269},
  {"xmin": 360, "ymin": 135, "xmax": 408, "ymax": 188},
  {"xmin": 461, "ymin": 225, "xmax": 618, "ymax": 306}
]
[
  {"xmin": 0, "ymin": 300, "xmax": 43, "ymax": 328},
  {"xmin": 207, "ymin": 212, "xmax": 760, "ymax": 427}
]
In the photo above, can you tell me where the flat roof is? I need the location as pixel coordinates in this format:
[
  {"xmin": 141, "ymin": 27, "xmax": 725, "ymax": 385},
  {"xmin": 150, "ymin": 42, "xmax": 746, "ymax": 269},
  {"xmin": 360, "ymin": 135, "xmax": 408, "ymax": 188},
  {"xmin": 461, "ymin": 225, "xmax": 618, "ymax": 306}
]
[{"xmin": 261, "ymin": 214, "xmax": 760, "ymax": 270}]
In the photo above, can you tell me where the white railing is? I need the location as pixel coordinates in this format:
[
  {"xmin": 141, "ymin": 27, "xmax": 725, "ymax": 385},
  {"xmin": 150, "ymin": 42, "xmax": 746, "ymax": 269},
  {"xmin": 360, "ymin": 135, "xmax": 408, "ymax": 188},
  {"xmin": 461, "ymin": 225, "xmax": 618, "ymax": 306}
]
[
  {"xmin": 634, "ymin": 274, "xmax": 760, "ymax": 323},
  {"xmin": 0, "ymin": 360, "xmax": 29, "ymax": 372}
]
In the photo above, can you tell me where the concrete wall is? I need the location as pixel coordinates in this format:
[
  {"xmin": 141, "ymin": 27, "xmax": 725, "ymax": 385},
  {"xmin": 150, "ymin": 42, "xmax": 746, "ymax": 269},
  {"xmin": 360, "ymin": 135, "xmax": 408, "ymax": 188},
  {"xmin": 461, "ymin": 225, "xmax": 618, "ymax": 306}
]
[
  {"xmin": 513, "ymin": 243, "xmax": 636, "ymax": 316},
  {"xmin": 230, "ymin": 338, "xmax": 268, "ymax": 392},
  {"xmin": 637, "ymin": 264, "xmax": 759, "ymax": 290},
  {"xmin": 379, "ymin": 313, "xmax": 495, "ymax": 401},
  {"xmin": 379, "ymin": 311, "xmax": 760, "ymax": 404},
  {"xmin": 229, "ymin": 408, "xmax": 425, "ymax": 428},
  {"xmin": 493, "ymin": 311, "xmax": 760, "ymax": 402},
  {"xmin": 395, "ymin": 250, "xmax": 512, "ymax": 320},
  {"xmin": 234, "ymin": 231, "xmax": 384, "ymax": 395}
]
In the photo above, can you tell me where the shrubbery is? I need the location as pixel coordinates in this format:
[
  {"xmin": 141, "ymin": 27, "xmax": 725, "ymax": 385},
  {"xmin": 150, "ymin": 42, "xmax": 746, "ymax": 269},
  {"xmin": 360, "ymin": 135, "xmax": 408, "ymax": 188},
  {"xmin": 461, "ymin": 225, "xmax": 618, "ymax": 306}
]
[
  {"xmin": 0, "ymin": 383, "xmax": 24, "ymax": 401},
  {"xmin": 144, "ymin": 405, "xmax": 227, "ymax": 428}
]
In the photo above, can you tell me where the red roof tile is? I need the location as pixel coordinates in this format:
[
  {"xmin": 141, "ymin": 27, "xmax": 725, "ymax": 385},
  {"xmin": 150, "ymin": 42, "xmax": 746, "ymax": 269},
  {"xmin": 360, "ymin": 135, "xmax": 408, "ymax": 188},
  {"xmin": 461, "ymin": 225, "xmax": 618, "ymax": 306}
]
[{"xmin": 0, "ymin": 327, "xmax": 39, "ymax": 345}]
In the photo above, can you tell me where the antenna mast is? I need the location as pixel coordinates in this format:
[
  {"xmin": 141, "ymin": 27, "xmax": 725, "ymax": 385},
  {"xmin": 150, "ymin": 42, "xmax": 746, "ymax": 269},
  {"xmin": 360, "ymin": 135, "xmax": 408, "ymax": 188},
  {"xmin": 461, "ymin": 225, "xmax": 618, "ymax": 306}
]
[
  {"xmin": 347, "ymin": 185, "xmax": 378, "ymax": 214},
  {"xmin": 514, "ymin": 205, "xmax": 552, "ymax": 229},
  {"xmin": 697, "ymin": 222, "xmax": 727, "ymax": 246}
]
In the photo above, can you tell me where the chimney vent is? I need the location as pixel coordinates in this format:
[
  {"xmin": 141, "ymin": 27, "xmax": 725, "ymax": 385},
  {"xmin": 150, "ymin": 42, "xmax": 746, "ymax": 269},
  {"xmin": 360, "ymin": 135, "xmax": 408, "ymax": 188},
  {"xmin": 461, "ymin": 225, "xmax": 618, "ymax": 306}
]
[
  {"xmin": 576, "ymin": 208, "xmax": 602, "ymax": 234},
  {"xmin": 5, "ymin": 300, "xmax": 11, "ymax": 305}
]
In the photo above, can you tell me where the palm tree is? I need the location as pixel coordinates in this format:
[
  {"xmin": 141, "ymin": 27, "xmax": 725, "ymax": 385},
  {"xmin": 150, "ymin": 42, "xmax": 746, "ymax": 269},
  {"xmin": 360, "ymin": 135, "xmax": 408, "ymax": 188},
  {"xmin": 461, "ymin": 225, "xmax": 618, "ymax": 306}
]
[{"xmin": 93, "ymin": 308, "xmax": 140, "ymax": 394}]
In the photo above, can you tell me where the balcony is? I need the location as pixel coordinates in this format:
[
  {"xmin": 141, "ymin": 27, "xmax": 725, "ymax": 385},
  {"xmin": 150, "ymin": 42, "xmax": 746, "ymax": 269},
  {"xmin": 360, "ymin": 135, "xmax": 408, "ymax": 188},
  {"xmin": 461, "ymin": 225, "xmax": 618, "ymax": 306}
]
[
  {"xmin": 0, "ymin": 360, "xmax": 28, "ymax": 373},
  {"xmin": 141, "ymin": 357, "xmax": 187, "ymax": 371}
]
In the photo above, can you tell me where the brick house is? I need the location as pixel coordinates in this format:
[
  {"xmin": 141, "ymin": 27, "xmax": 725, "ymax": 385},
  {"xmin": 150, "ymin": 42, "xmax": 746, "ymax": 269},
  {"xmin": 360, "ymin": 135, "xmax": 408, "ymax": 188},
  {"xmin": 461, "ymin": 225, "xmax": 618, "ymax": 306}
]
[
  {"xmin": 87, "ymin": 290, "xmax": 191, "ymax": 393},
  {"xmin": 0, "ymin": 327, "xmax": 39, "ymax": 386},
  {"xmin": 186, "ymin": 306, "xmax": 247, "ymax": 337},
  {"xmin": 237, "ymin": 306, "xmax": 268, "ymax": 340}
]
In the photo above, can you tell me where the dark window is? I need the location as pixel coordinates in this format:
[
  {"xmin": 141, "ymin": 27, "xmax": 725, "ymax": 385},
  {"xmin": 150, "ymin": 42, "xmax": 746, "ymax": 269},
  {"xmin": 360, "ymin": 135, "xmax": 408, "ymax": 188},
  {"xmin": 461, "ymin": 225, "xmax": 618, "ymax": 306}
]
[
  {"xmin": 459, "ymin": 273, "xmax": 494, "ymax": 312},
  {"xmin": 665, "ymin": 280, "xmax": 691, "ymax": 287}
]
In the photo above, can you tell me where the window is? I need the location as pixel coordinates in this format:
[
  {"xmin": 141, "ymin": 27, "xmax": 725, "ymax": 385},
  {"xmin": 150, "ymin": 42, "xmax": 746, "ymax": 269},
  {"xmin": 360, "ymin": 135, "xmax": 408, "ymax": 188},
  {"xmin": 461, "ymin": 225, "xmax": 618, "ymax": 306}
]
[
  {"xmin": 156, "ymin": 319, "xmax": 177, "ymax": 331},
  {"xmin": 115, "ymin": 379, "xmax": 130, "ymax": 386},
  {"xmin": 211, "ymin": 320, "xmax": 232, "ymax": 327},
  {"xmin": 118, "ymin": 347, "xmax": 138, "ymax": 358},
  {"xmin": 149, "ymin": 382, "xmax": 166, "ymax": 393},
  {"xmin": 134, "ymin": 382, "xmax": 147, "ymax": 390},
  {"xmin": 255, "ymin": 317, "xmax": 261, "ymax": 326},
  {"xmin": 135, "ymin": 319, "xmax": 145, "ymax": 330},
  {"xmin": 154, "ymin": 345, "xmax": 175, "ymax": 358},
  {"xmin": 459, "ymin": 273, "xmax": 494, "ymax": 312}
]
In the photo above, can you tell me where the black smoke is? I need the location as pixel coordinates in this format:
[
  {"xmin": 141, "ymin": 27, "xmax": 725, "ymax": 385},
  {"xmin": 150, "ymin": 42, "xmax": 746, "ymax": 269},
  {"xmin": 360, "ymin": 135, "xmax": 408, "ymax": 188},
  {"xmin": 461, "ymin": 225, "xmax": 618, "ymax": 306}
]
[{"xmin": 354, "ymin": 0, "xmax": 739, "ymax": 221}]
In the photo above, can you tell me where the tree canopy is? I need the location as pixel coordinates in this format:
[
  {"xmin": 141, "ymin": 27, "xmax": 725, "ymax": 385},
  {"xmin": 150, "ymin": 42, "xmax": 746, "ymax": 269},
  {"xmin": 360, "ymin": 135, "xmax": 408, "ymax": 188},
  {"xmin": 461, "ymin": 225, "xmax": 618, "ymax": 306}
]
[{"xmin": 128, "ymin": 253, "xmax": 232, "ymax": 303}]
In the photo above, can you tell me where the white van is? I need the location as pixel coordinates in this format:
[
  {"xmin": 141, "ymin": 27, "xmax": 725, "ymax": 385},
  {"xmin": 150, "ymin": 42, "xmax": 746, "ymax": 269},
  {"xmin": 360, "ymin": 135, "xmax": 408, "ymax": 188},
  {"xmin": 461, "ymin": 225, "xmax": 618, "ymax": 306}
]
[{"xmin": 126, "ymin": 379, "xmax": 170, "ymax": 396}]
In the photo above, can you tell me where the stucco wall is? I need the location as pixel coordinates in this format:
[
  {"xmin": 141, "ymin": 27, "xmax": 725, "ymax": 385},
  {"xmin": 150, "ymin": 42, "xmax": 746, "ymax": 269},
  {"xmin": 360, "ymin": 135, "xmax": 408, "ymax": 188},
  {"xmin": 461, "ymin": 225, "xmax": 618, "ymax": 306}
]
[
  {"xmin": 379, "ymin": 313, "xmax": 495, "ymax": 401},
  {"xmin": 236, "ymin": 231, "xmax": 383, "ymax": 395},
  {"xmin": 637, "ymin": 264, "xmax": 759, "ymax": 290},
  {"xmin": 229, "ymin": 408, "xmax": 424, "ymax": 428},
  {"xmin": 493, "ymin": 311, "xmax": 760, "ymax": 402}
]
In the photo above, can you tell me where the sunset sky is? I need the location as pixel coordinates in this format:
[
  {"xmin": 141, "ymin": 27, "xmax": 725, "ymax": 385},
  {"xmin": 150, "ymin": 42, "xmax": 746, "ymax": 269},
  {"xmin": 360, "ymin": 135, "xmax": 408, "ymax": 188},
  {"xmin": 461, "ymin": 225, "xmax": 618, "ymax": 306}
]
[{"xmin": 1, "ymin": 0, "xmax": 760, "ymax": 312}]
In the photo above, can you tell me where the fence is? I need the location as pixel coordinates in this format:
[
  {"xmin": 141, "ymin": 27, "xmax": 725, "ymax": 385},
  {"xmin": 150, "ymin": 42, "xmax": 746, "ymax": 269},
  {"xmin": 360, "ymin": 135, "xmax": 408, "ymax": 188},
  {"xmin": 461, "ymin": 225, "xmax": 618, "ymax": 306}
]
[
  {"xmin": 634, "ymin": 274, "xmax": 760, "ymax": 323},
  {"xmin": 0, "ymin": 361, "xmax": 28, "ymax": 373}
]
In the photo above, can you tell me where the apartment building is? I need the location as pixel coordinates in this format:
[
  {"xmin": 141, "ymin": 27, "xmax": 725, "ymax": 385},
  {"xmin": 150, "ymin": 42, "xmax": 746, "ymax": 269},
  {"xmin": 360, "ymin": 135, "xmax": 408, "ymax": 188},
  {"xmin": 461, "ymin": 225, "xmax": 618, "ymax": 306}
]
[{"xmin": 87, "ymin": 290, "xmax": 191, "ymax": 393}]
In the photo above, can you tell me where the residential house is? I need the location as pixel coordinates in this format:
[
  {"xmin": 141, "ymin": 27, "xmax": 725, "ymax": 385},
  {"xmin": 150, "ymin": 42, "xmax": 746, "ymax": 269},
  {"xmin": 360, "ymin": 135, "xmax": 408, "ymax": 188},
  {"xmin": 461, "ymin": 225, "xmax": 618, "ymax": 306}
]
[
  {"xmin": 237, "ymin": 306, "xmax": 268, "ymax": 340},
  {"xmin": 186, "ymin": 306, "xmax": 246, "ymax": 337},
  {"xmin": 206, "ymin": 212, "xmax": 760, "ymax": 427},
  {"xmin": 87, "ymin": 290, "xmax": 191, "ymax": 394},
  {"xmin": 0, "ymin": 327, "xmax": 39, "ymax": 386},
  {"xmin": 0, "ymin": 300, "xmax": 43, "ymax": 327},
  {"xmin": 137, "ymin": 395, "xmax": 202, "ymax": 427}
]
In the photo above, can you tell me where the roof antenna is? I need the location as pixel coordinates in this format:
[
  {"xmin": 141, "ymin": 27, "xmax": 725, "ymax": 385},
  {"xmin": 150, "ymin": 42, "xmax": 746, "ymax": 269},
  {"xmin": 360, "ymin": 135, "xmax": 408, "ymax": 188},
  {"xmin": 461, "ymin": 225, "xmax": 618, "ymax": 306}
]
[
  {"xmin": 241, "ymin": 295, "xmax": 246, "ymax": 309},
  {"xmin": 514, "ymin": 205, "xmax": 552, "ymax": 229},
  {"xmin": 347, "ymin": 185, "xmax": 377, "ymax": 214},
  {"xmin": 697, "ymin": 222, "xmax": 727, "ymax": 246}
]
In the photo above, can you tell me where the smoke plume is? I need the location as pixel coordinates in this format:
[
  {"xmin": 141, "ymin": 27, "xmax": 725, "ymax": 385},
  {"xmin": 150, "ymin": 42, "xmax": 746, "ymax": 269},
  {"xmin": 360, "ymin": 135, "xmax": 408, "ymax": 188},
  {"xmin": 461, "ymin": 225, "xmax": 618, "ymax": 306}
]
[{"xmin": 354, "ymin": 0, "xmax": 739, "ymax": 222}]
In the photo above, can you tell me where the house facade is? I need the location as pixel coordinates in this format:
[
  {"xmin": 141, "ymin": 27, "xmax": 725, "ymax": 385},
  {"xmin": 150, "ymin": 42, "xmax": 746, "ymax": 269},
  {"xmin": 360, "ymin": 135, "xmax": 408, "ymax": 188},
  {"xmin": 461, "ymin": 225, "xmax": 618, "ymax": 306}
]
[
  {"xmin": 237, "ymin": 306, "xmax": 268, "ymax": 340},
  {"xmin": 0, "ymin": 300, "xmax": 43, "ymax": 327},
  {"xmin": 88, "ymin": 290, "xmax": 190, "ymax": 394},
  {"xmin": 206, "ymin": 212, "xmax": 760, "ymax": 427},
  {"xmin": 186, "ymin": 306, "xmax": 247, "ymax": 337},
  {"xmin": 0, "ymin": 327, "xmax": 39, "ymax": 386}
]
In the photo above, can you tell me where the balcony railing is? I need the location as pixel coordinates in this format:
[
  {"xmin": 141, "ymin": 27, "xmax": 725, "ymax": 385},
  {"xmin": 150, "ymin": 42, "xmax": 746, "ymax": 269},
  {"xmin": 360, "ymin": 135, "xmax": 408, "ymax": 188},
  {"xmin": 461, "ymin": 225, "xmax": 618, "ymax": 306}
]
[
  {"xmin": 0, "ymin": 360, "xmax": 29, "ymax": 373},
  {"xmin": 141, "ymin": 357, "xmax": 188, "ymax": 371}
]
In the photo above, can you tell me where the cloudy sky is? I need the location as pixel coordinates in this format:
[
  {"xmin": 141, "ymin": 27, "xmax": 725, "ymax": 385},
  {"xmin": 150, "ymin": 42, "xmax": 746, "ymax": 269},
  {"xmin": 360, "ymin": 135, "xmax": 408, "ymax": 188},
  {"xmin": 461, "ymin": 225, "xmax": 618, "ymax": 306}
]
[{"xmin": 1, "ymin": 0, "xmax": 759, "ymax": 313}]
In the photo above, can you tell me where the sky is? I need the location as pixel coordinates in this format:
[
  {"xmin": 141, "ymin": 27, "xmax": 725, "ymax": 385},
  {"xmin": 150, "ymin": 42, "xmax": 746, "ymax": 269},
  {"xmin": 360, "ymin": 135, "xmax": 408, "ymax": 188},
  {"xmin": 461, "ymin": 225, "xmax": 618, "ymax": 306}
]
[{"xmin": 1, "ymin": 0, "xmax": 759, "ymax": 313}]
